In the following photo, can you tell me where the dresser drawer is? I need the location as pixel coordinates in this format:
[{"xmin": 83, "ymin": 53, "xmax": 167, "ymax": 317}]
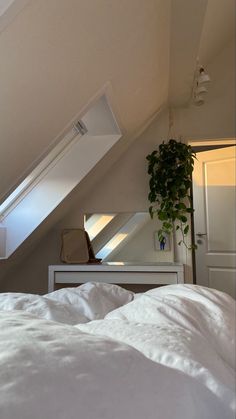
[
  {"xmin": 48, "ymin": 264, "xmax": 184, "ymax": 292},
  {"xmin": 55, "ymin": 271, "xmax": 178, "ymax": 285}
]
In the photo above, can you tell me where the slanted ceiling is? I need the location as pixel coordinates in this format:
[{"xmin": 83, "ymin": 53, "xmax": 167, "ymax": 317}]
[
  {"xmin": 0, "ymin": 0, "xmax": 171, "ymax": 201},
  {"xmin": 0, "ymin": 0, "xmax": 235, "ymax": 203}
]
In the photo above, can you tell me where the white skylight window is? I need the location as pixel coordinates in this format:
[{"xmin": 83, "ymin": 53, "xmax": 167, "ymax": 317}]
[
  {"xmin": 0, "ymin": 92, "xmax": 121, "ymax": 259},
  {"xmin": 0, "ymin": 126, "xmax": 82, "ymax": 219}
]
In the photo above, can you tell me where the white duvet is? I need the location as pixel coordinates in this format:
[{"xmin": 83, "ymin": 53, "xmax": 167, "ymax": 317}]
[
  {"xmin": 0, "ymin": 283, "xmax": 235, "ymax": 419},
  {"xmin": 78, "ymin": 285, "xmax": 236, "ymax": 412},
  {"xmin": 0, "ymin": 282, "xmax": 133, "ymax": 324}
]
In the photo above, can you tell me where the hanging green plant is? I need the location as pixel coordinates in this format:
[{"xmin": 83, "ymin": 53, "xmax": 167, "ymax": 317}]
[{"xmin": 146, "ymin": 139, "xmax": 197, "ymax": 250}]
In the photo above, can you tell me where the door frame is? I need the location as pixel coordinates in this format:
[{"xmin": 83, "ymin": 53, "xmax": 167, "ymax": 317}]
[{"xmin": 187, "ymin": 138, "xmax": 236, "ymax": 284}]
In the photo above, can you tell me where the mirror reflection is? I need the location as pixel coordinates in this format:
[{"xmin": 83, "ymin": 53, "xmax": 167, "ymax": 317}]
[{"xmin": 84, "ymin": 213, "xmax": 174, "ymax": 263}]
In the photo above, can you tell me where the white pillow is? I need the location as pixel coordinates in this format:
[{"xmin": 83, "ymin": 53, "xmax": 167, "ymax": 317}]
[{"xmin": 46, "ymin": 282, "xmax": 134, "ymax": 320}]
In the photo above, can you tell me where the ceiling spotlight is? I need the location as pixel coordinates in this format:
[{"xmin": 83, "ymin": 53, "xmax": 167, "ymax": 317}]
[
  {"xmin": 192, "ymin": 63, "xmax": 211, "ymax": 106},
  {"xmin": 198, "ymin": 67, "xmax": 211, "ymax": 84},
  {"xmin": 195, "ymin": 85, "xmax": 207, "ymax": 95},
  {"xmin": 194, "ymin": 94, "xmax": 205, "ymax": 106}
]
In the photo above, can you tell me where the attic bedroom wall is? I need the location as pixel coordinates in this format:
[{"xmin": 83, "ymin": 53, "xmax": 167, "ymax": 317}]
[
  {"xmin": 0, "ymin": 37, "xmax": 235, "ymax": 294},
  {"xmin": 0, "ymin": 110, "xmax": 170, "ymax": 293}
]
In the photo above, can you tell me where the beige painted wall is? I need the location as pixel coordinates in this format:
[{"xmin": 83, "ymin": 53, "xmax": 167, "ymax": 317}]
[
  {"xmin": 0, "ymin": 39, "xmax": 235, "ymax": 294},
  {"xmin": 111, "ymin": 219, "xmax": 174, "ymax": 263}
]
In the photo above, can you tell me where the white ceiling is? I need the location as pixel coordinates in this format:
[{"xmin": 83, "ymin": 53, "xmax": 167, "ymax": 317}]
[
  {"xmin": 0, "ymin": 0, "xmax": 235, "ymax": 202},
  {"xmin": 199, "ymin": 0, "xmax": 235, "ymax": 65}
]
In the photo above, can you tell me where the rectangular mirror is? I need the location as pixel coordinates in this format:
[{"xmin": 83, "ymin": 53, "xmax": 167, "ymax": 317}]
[{"xmin": 84, "ymin": 212, "xmax": 174, "ymax": 263}]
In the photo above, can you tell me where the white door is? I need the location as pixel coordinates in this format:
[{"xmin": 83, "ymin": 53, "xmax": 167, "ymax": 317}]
[{"xmin": 192, "ymin": 146, "xmax": 236, "ymax": 298}]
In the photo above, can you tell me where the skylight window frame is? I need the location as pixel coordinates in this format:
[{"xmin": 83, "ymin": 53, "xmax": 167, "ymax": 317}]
[
  {"xmin": 0, "ymin": 126, "xmax": 82, "ymax": 220},
  {"xmin": 0, "ymin": 87, "xmax": 122, "ymax": 259}
]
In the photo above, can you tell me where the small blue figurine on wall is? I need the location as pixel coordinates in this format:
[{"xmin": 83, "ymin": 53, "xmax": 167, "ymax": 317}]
[
  {"xmin": 154, "ymin": 231, "xmax": 170, "ymax": 251},
  {"xmin": 160, "ymin": 236, "xmax": 166, "ymax": 250}
]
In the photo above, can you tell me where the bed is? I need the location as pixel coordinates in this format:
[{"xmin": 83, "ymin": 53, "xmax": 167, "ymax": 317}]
[{"xmin": 0, "ymin": 282, "xmax": 235, "ymax": 419}]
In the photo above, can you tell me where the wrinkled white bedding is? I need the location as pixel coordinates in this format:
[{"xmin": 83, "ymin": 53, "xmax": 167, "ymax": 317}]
[
  {"xmin": 46, "ymin": 281, "xmax": 134, "ymax": 320},
  {"xmin": 0, "ymin": 310, "xmax": 233, "ymax": 419},
  {"xmin": 78, "ymin": 284, "xmax": 236, "ymax": 415},
  {"xmin": 0, "ymin": 283, "xmax": 235, "ymax": 419},
  {"xmin": 0, "ymin": 282, "xmax": 133, "ymax": 324},
  {"xmin": 0, "ymin": 292, "xmax": 89, "ymax": 324}
]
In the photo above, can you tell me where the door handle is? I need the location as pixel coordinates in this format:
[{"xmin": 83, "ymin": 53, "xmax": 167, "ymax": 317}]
[{"xmin": 196, "ymin": 232, "xmax": 207, "ymax": 237}]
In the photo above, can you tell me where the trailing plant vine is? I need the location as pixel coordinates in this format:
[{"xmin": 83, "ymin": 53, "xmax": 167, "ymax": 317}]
[{"xmin": 146, "ymin": 139, "xmax": 197, "ymax": 250}]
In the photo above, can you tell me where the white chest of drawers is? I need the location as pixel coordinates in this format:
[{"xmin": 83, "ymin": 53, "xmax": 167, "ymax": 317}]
[{"xmin": 48, "ymin": 263, "xmax": 184, "ymax": 292}]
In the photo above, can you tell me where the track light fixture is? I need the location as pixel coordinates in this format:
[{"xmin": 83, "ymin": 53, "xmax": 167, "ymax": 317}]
[
  {"xmin": 198, "ymin": 67, "xmax": 211, "ymax": 85},
  {"xmin": 193, "ymin": 64, "xmax": 211, "ymax": 106}
]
